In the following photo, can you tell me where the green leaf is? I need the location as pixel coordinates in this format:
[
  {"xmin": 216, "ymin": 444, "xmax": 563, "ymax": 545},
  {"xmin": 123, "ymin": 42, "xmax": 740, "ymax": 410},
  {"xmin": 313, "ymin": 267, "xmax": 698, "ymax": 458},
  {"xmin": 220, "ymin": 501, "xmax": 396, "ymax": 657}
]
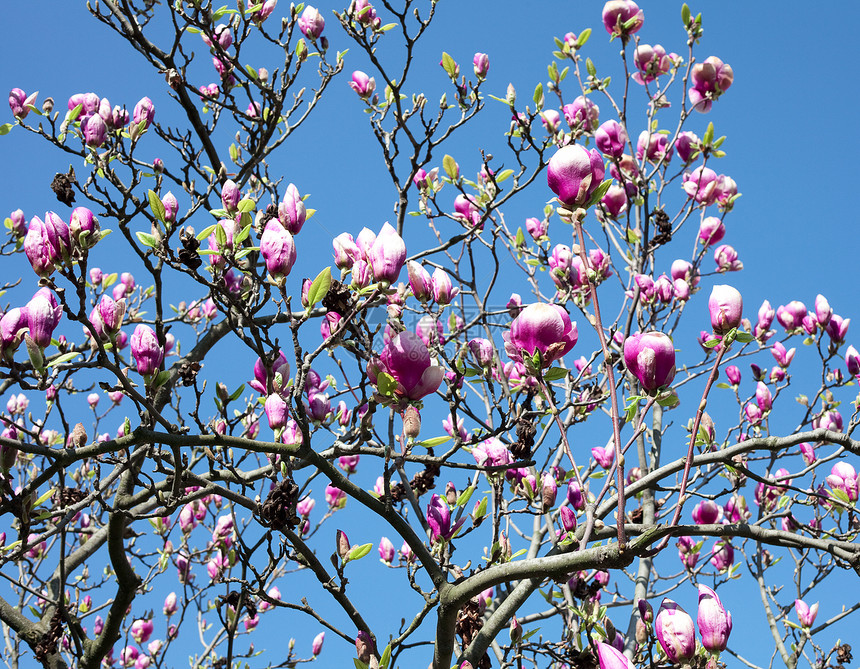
[
  {"xmin": 148, "ymin": 190, "xmax": 166, "ymax": 223},
  {"xmin": 576, "ymin": 28, "xmax": 591, "ymax": 48},
  {"xmin": 543, "ymin": 367, "xmax": 568, "ymax": 381},
  {"xmin": 626, "ymin": 228, "xmax": 641, "ymax": 243},
  {"xmin": 586, "ymin": 58, "xmax": 597, "ymax": 78},
  {"xmin": 209, "ymin": 207, "xmax": 228, "ymax": 218},
  {"xmin": 734, "ymin": 331, "xmax": 754, "ymax": 343},
  {"xmin": 703, "ymin": 121, "xmax": 714, "ymax": 146},
  {"xmin": 442, "ymin": 154, "xmax": 459, "ymax": 179},
  {"xmin": 716, "ymin": 382, "xmax": 731, "ymax": 389},
  {"xmin": 456, "ymin": 486, "xmax": 475, "ymax": 507},
  {"xmin": 215, "ymin": 222, "xmax": 227, "ymax": 248},
  {"xmin": 234, "ymin": 223, "xmax": 252, "ymax": 246},
  {"xmin": 347, "ymin": 543, "xmax": 373, "ymax": 561},
  {"xmin": 376, "ymin": 371, "xmax": 397, "ymax": 396},
  {"xmin": 237, "ymin": 198, "xmax": 256, "ymax": 213},
  {"xmin": 496, "ymin": 168, "xmax": 514, "ymax": 183},
  {"xmin": 306, "ymin": 266, "xmax": 332, "ymax": 307},
  {"xmin": 681, "ymin": 3, "xmax": 691, "ymax": 25},
  {"xmin": 353, "ymin": 660, "xmax": 369, "ymax": 669},
  {"xmin": 515, "ymin": 227, "xmax": 525, "ymax": 247},
  {"xmin": 378, "ymin": 644, "xmax": 392, "ymax": 669},
  {"xmin": 68, "ymin": 103, "xmax": 84, "ymax": 123},
  {"xmin": 136, "ymin": 231, "xmax": 159, "ymax": 248},
  {"xmin": 0, "ymin": 123, "xmax": 14, "ymax": 136},
  {"xmin": 379, "ymin": 22, "xmax": 396, "ymax": 32},
  {"xmin": 196, "ymin": 223, "xmax": 217, "ymax": 241},
  {"xmin": 585, "ymin": 179, "xmax": 613, "ymax": 208},
  {"xmin": 440, "ymin": 52, "xmax": 458, "ymax": 79},
  {"xmin": 417, "ymin": 436, "xmax": 451, "ymax": 448},
  {"xmin": 510, "ymin": 548, "xmax": 527, "ymax": 560},
  {"xmin": 533, "ymin": 82, "xmax": 544, "ymax": 110},
  {"xmin": 473, "ymin": 496, "xmax": 488, "ymax": 519},
  {"xmin": 704, "ymin": 338, "xmax": 721, "ymax": 348}
]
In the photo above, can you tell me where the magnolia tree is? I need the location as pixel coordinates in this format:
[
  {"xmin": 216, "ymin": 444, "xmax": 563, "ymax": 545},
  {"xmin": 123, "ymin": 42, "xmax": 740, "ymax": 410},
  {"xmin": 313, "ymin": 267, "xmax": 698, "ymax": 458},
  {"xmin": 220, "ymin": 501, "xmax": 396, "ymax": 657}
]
[{"xmin": 1, "ymin": 1, "xmax": 859, "ymax": 668}]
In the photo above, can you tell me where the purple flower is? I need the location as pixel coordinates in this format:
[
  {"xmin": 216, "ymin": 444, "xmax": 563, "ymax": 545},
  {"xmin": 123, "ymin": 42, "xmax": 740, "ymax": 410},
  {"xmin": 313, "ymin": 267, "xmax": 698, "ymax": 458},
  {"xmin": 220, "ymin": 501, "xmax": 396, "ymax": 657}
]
[
  {"xmin": 472, "ymin": 438, "xmax": 513, "ymax": 469},
  {"xmin": 826, "ymin": 462, "xmax": 858, "ymax": 501},
  {"xmin": 692, "ymin": 500, "xmax": 722, "ymax": 525},
  {"xmin": 133, "ymin": 97, "xmax": 155, "ymax": 129},
  {"xmin": 623, "ymin": 331, "xmax": 676, "ymax": 393},
  {"xmin": 9, "ymin": 88, "xmax": 38, "ymax": 119},
  {"xmin": 473, "ymin": 52, "xmax": 490, "ymax": 78},
  {"xmin": 595, "ymin": 641, "xmax": 634, "ymax": 669},
  {"xmin": 23, "ymin": 216, "xmax": 59, "ymax": 277},
  {"xmin": 468, "ymin": 338, "xmax": 494, "ymax": 369},
  {"xmin": 697, "ymin": 584, "xmax": 732, "ymax": 652},
  {"xmin": 426, "ymin": 494, "xmax": 463, "ymax": 543},
  {"xmin": 709, "ymin": 540, "xmax": 734, "ymax": 572},
  {"xmin": 431, "ymin": 267, "xmax": 458, "ymax": 305},
  {"xmin": 265, "ymin": 393, "xmax": 288, "ymax": 431},
  {"xmin": 130, "ymin": 325, "xmax": 164, "ymax": 376},
  {"xmin": 367, "ymin": 330, "xmax": 444, "ymax": 402},
  {"xmin": 795, "ymin": 599, "xmax": 819, "ymax": 628},
  {"xmin": 23, "ymin": 289, "xmax": 62, "ymax": 349},
  {"xmin": 637, "ymin": 130, "xmax": 673, "ymax": 164},
  {"xmin": 93, "ymin": 294, "xmax": 126, "ymax": 335},
  {"xmin": 776, "ymin": 301, "xmax": 807, "ymax": 332},
  {"xmin": 633, "ymin": 44, "xmax": 673, "ymax": 85},
  {"xmin": 698, "ymin": 216, "xmax": 725, "ymax": 247},
  {"xmin": 601, "ymin": 185, "xmax": 627, "ymax": 217},
  {"xmin": 595, "ymin": 120, "xmax": 628, "ymax": 159},
  {"xmin": 846, "ymin": 345, "xmax": 860, "ymax": 376},
  {"xmin": 407, "ymin": 261, "xmax": 432, "ymax": 302},
  {"xmin": 708, "ymin": 285, "xmax": 743, "ymax": 334},
  {"xmin": 260, "ymin": 220, "xmax": 297, "ymax": 284},
  {"xmin": 276, "ymin": 183, "xmax": 306, "ymax": 234},
  {"xmin": 349, "ymin": 71, "xmax": 376, "ymax": 99},
  {"xmin": 367, "ymin": 222, "xmax": 406, "ymax": 284},
  {"xmin": 562, "ymin": 96, "xmax": 600, "ymax": 132},
  {"xmin": 826, "ymin": 314, "xmax": 850, "ymax": 344},
  {"xmin": 655, "ymin": 599, "xmax": 696, "ymax": 664},
  {"xmin": 220, "ymin": 180, "xmax": 241, "ymax": 213},
  {"xmin": 312, "ymin": 631, "xmax": 325, "ymax": 656},
  {"xmin": 547, "ymin": 145, "xmax": 605, "ymax": 207},
  {"xmin": 298, "ymin": 6, "xmax": 325, "ymax": 40},
  {"xmin": 504, "ymin": 303, "xmax": 578, "ymax": 370},
  {"xmin": 683, "ymin": 166, "xmax": 718, "ymax": 205},
  {"xmin": 675, "ymin": 131, "xmax": 701, "ymax": 163},
  {"xmin": 525, "ymin": 216, "xmax": 548, "ymax": 240},
  {"xmin": 689, "ymin": 57, "xmax": 734, "ymax": 113},
  {"xmin": 591, "ymin": 444, "xmax": 614, "ymax": 469},
  {"xmin": 601, "ymin": 1, "xmax": 644, "ymax": 38},
  {"xmin": 378, "ymin": 536, "xmax": 395, "ymax": 564},
  {"xmin": 83, "ymin": 114, "xmax": 107, "ymax": 147}
]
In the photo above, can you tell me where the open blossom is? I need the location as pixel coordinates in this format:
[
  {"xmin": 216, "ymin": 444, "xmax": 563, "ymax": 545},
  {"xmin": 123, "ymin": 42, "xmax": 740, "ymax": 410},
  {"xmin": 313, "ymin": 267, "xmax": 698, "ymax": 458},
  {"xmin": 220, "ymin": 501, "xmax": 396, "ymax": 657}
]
[
  {"xmin": 675, "ymin": 131, "xmax": 701, "ymax": 163},
  {"xmin": 633, "ymin": 44, "xmax": 674, "ymax": 84},
  {"xmin": 367, "ymin": 330, "xmax": 443, "ymax": 402},
  {"xmin": 591, "ymin": 444, "xmax": 614, "ymax": 469},
  {"xmin": 547, "ymin": 145, "xmax": 605, "ymax": 207},
  {"xmin": 826, "ymin": 462, "xmax": 858, "ymax": 502},
  {"xmin": 472, "ymin": 438, "xmax": 513, "ymax": 470},
  {"xmin": 426, "ymin": 494, "xmax": 464, "ymax": 543},
  {"xmin": 349, "ymin": 71, "xmax": 376, "ymax": 99},
  {"xmin": 689, "ymin": 56, "xmax": 734, "ymax": 112},
  {"xmin": 795, "ymin": 600, "xmax": 819, "ymax": 628},
  {"xmin": 683, "ymin": 166, "xmax": 718, "ymax": 205},
  {"xmin": 776, "ymin": 301, "xmax": 807, "ymax": 332},
  {"xmin": 637, "ymin": 130, "xmax": 673, "ymax": 164},
  {"xmin": 504, "ymin": 303, "xmax": 577, "ymax": 370},
  {"xmin": 563, "ymin": 96, "xmax": 600, "ymax": 132}
]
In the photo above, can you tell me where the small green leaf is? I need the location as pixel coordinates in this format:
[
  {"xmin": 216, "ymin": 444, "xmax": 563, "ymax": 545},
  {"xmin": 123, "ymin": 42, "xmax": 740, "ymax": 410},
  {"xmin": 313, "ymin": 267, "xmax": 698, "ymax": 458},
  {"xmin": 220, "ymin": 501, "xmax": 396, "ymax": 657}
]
[
  {"xmin": 237, "ymin": 198, "xmax": 256, "ymax": 213},
  {"xmin": 703, "ymin": 121, "xmax": 714, "ymax": 146},
  {"xmin": 215, "ymin": 223, "xmax": 227, "ymax": 248},
  {"xmin": 576, "ymin": 28, "xmax": 591, "ymax": 47},
  {"xmin": 681, "ymin": 3, "xmax": 691, "ymax": 25},
  {"xmin": 68, "ymin": 103, "xmax": 84, "ymax": 123},
  {"xmin": 585, "ymin": 179, "xmax": 613, "ymax": 208},
  {"xmin": 379, "ymin": 644, "xmax": 392, "ymax": 669},
  {"xmin": 442, "ymin": 154, "xmax": 459, "ymax": 179},
  {"xmin": 440, "ymin": 52, "xmax": 458, "ymax": 79},
  {"xmin": 379, "ymin": 22, "xmax": 396, "ymax": 32},
  {"xmin": 353, "ymin": 660, "xmax": 369, "ymax": 669},
  {"xmin": 543, "ymin": 367, "xmax": 568, "ymax": 381},
  {"xmin": 33, "ymin": 489, "xmax": 56, "ymax": 508},
  {"xmin": 496, "ymin": 168, "xmax": 514, "ymax": 183},
  {"xmin": 586, "ymin": 58, "xmax": 597, "ymax": 78},
  {"xmin": 417, "ymin": 436, "xmax": 451, "ymax": 448},
  {"xmin": 515, "ymin": 227, "xmax": 525, "ymax": 247},
  {"xmin": 307, "ymin": 266, "xmax": 332, "ymax": 307},
  {"xmin": 376, "ymin": 372, "xmax": 397, "ymax": 396},
  {"xmin": 148, "ymin": 190, "xmax": 166, "ymax": 223},
  {"xmin": 234, "ymin": 223, "xmax": 252, "ymax": 245},
  {"xmin": 0, "ymin": 123, "xmax": 14, "ymax": 136},
  {"xmin": 533, "ymin": 82, "xmax": 544, "ymax": 109},
  {"xmin": 209, "ymin": 207, "xmax": 228, "ymax": 218},
  {"xmin": 704, "ymin": 338, "xmax": 721, "ymax": 348},
  {"xmin": 734, "ymin": 331, "xmax": 754, "ymax": 343},
  {"xmin": 347, "ymin": 543, "xmax": 373, "ymax": 561},
  {"xmin": 473, "ymin": 497, "xmax": 488, "ymax": 519},
  {"xmin": 716, "ymin": 382, "xmax": 731, "ymax": 389},
  {"xmin": 196, "ymin": 223, "xmax": 217, "ymax": 241},
  {"xmin": 456, "ymin": 486, "xmax": 475, "ymax": 507},
  {"xmin": 136, "ymin": 231, "xmax": 159, "ymax": 248}
]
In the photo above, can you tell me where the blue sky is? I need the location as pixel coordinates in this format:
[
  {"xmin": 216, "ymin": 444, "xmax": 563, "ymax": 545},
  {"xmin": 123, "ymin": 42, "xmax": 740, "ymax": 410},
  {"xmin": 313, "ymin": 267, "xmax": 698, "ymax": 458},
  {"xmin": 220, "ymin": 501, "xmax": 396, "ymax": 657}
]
[{"xmin": 1, "ymin": 2, "xmax": 859, "ymax": 667}]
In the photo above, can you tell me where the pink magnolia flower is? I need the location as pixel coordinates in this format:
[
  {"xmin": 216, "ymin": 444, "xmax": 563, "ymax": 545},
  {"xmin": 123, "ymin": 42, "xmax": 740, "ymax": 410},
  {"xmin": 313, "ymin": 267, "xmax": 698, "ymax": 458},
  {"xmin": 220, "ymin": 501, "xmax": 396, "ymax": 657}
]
[
  {"xmin": 655, "ymin": 599, "xmax": 696, "ymax": 664},
  {"xmin": 367, "ymin": 331, "xmax": 444, "ymax": 402},
  {"xmin": 472, "ymin": 438, "xmax": 513, "ymax": 469},
  {"xmin": 697, "ymin": 584, "xmax": 732, "ymax": 652},
  {"xmin": 708, "ymin": 285, "xmax": 743, "ymax": 334},
  {"xmin": 298, "ymin": 6, "xmax": 325, "ymax": 40},
  {"xmin": 795, "ymin": 599, "xmax": 819, "ymax": 628},
  {"xmin": 601, "ymin": 0, "xmax": 644, "ymax": 38},
  {"xmin": 504, "ymin": 303, "xmax": 578, "ymax": 370},
  {"xmin": 547, "ymin": 145, "xmax": 605, "ymax": 207},
  {"xmin": 689, "ymin": 56, "xmax": 734, "ymax": 113},
  {"xmin": 623, "ymin": 331, "xmax": 676, "ymax": 393},
  {"xmin": 595, "ymin": 120, "xmax": 628, "ymax": 158}
]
